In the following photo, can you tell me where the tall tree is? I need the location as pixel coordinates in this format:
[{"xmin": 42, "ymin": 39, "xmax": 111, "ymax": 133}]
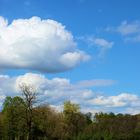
[{"xmin": 19, "ymin": 84, "xmax": 37, "ymax": 140}]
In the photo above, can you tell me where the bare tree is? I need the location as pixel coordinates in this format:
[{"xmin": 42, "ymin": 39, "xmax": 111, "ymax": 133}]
[{"xmin": 19, "ymin": 83, "xmax": 37, "ymax": 140}]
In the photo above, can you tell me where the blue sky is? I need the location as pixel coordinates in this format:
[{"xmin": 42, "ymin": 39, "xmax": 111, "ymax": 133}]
[{"xmin": 0, "ymin": 0, "xmax": 140, "ymax": 114}]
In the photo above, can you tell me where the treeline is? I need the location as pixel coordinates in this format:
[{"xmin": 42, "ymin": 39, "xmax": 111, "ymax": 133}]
[{"xmin": 0, "ymin": 86, "xmax": 140, "ymax": 140}]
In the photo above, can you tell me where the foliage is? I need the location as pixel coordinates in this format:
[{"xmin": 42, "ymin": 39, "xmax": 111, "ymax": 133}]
[{"xmin": 0, "ymin": 97, "xmax": 140, "ymax": 140}]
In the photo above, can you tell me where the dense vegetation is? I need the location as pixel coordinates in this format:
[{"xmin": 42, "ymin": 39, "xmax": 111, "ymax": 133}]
[{"xmin": 0, "ymin": 85, "xmax": 140, "ymax": 140}]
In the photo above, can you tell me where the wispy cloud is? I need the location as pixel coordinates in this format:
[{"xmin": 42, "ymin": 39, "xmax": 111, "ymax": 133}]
[
  {"xmin": 106, "ymin": 21, "xmax": 140, "ymax": 35},
  {"xmin": 75, "ymin": 79, "xmax": 115, "ymax": 88},
  {"xmin": 106, "ymin": 20, "xmax": 140, "ymax": 42},
  {"xmin": 77, "ymin": 36, "xmax": 114, "ymax": 57},
  {"xmin": 88, "ymin": 37, "xmax": 114, "ymax": 57}
]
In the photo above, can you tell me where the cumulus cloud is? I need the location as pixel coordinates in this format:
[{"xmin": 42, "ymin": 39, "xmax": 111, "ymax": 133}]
[
  {"xmin": 0, "ymin": 16, "xmax": 89, "ymax": 73},
  {"xmin": 0, "ymin": 73, "xmax": 114, "ymax": 110},
  {"xmin": 0, "ymin": 72, "xmax": 139, "ymax": 114},
  {"xmin": 88, "ymin": 93, "xmax": 139, "ymax": 107},
  {"xmin": 14, "ymin": 73, "xmax": 115, "ymax": 104}
]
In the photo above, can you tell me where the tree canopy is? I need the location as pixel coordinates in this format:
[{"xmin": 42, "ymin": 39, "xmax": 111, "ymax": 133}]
[{"xmin": 0, "ymin": 89, "xmax": 140, "ymax": 140}]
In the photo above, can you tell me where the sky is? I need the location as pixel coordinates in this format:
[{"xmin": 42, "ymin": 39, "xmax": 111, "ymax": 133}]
[{"xmin": 0, "ymin": 0, "xmax": 140, "ymax": 114}]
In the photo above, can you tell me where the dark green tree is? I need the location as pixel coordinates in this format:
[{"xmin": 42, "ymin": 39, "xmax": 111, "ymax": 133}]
[{"xmin": 2, "ymin": 96, "xmax": 26, "ymax": 140}]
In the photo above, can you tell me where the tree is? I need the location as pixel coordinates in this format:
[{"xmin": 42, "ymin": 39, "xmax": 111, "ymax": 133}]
[
  {"xmin": 63, "ymin": 101, "xmax": 80, "ymax": 115},
  {"xmin": 2, "ymin": 96, "xmax": 26, "ymax": 140},
  {"xmin": 0, "ymin": 112, "xmax": 4, "ymax": 140},
  {"xmin": 63, "ymin": 101, "xmax": 87, "ymax": 140},
  {"xmin": 33, "ymin": 105, "xmax": 61, "ymax": 140},
  {"xmin": 19, "ymin": 84, "xmax": 37, "ymax": 140}
]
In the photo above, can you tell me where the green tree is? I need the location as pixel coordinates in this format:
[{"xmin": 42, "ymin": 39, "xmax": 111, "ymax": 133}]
[
  {"xmin": 2, "ymin": 96, "xmax": 26, "ymax": 140},
  {"xmin": 63, "ymin": 101, "xmax": 87, "ymax": 140},
  {"xmin": 63, "ymin": 101, "xmax": 80, "ymax": 115},
  {"xmin": 0, "ymin": 112, "xmax": 4, "ymax": 139}
]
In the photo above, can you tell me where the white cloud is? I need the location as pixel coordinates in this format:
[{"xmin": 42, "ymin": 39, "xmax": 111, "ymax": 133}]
[
  {"xmin": 88, "ymin": 37, "xmax": 114, "ymax": 56},
  {"xmin": 88, "ymin": 37, "xmax": 114, "ymax": 49},
  {"xmin": 124, "ymin": 107, "xmax": 140, "ymax": 115},
  {"xmin": 0, "ymin": 73, "xmax": 114, "ymax": 109},
  {"xmin": 0, "ymin": 72, "xmax": 139, "ymax": 114},
  {"xmin": 88, "ymin": 93, "xmax": 139, "ymax": 107},
  {"xmin": 117, "ymin": 21, "xmax": 140, "ymax": 35},
  {"xmin": 77, "ymin": 36, "xmax": 114, "ymax": 56},
  {"xmin": 0, "ymin": 16, "xmax": 89, "ymax": 73},
  {"xmin": 106, "ymin": 21, "xmax": 140, "ymax": 35},
  {"xmin": 0, "ymin": 89, "xmax": 6, "ymax": 107},
  {"xmin": 106, "ymin": 20, "xmax": 140, "ymax": 43}
]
